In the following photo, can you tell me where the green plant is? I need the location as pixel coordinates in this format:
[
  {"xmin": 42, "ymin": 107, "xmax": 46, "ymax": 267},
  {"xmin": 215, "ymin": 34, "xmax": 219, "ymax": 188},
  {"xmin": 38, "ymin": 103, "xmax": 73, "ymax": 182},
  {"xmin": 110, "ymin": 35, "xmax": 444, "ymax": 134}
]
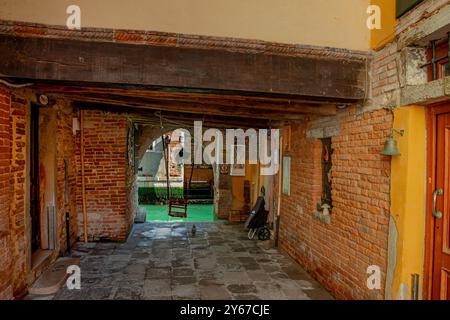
[{"xmin": 138, "ymin": 187, "xmax": 184, "ymax": 204}]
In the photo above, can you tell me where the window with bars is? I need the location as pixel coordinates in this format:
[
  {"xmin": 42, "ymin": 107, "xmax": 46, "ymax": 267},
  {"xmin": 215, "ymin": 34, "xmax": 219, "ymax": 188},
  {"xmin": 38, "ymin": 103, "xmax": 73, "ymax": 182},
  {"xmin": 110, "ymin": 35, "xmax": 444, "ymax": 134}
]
[{"xmin": 426, "ymin": 37, "xmax": 450, "ymax": 81}]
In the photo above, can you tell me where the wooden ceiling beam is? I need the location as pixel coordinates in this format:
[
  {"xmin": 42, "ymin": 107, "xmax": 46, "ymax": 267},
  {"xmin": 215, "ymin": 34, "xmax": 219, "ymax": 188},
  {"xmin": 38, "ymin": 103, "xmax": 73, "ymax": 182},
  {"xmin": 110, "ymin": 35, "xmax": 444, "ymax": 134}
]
[
  {"xmin": 69, "ymin": 94, "xmax": 315, "ymax": 120},
  {"xmin": 75, "ymin": 101, "xmax": 274, "ymax": 129},
  {"xmin": 0, "ymin": 34, "xmax": 366, "ymax": 100},
  {"xmin": 42, "ymin": 86, "xmax": 338, "ymax": 116},
  {"xmin": 36, "ymin": 84, "xmax": 350, "ymax": 106}
]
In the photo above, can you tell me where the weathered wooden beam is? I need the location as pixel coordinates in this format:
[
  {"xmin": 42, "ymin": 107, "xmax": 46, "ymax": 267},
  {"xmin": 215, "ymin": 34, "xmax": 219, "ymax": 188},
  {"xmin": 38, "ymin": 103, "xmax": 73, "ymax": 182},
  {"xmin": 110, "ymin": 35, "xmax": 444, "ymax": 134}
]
[
  {"xmin": 0, "ymin": 34, "xmax": 366, "ymax": 100},
  {"xmin": 36, "ymin": 83, "xmax": 351, "ymax": 105},
  {"xmin": 70, "ymin": 94, "xmax": 311, "ymax": 120},
  {"xmin": 61, "ymin": 90, "xmax": 336, "ymax": 117},
  {"xmin": 132, "ymin": 117, "xmax": 272, "ymax": 130},
  {"xmin": 37, "ymin": 83, "xmax": 339, "ymax": 116},
  {"xmin": 75, "ymin": 101, "xmax": 274, "ymax": 129}
]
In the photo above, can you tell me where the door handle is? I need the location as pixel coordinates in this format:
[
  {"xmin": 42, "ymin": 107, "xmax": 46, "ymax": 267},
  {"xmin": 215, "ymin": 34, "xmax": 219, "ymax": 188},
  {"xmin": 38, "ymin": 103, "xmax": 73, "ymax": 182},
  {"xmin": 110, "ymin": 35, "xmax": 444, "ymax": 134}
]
[{"xmin": 433, "ymin": 189, "xmax": 443, "ymax": 219}]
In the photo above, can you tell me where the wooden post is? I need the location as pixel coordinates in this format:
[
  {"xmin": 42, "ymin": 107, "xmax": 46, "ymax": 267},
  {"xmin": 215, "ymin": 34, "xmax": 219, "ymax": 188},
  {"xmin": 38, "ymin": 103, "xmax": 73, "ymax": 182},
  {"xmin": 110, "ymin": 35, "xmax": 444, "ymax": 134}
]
[{"xmin": 160, "ymin": 132, "xmax": 170, "ymax": 201}]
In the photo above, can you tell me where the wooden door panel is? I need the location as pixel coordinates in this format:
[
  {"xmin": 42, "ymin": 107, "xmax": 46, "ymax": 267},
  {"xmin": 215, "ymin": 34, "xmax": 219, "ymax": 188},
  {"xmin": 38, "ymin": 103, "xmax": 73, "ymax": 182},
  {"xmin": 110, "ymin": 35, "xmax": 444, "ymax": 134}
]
[
  {"xmin": 444, "ymin": 127, "xmax": 450, "ymax": 255},
  {"xmin": 441, "ymin": 268, "xmax": 450, "ymax": 299},
  {"xmin": 433, "ymin": 112, "xmax": 450, "ymax": 299}
]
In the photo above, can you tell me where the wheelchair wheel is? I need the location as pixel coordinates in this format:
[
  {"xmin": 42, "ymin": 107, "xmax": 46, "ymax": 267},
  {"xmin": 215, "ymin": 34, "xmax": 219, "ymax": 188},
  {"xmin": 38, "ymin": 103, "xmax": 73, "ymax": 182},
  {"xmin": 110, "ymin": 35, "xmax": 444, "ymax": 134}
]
[{"xmin": 257, "ymin": 227, "xmax": 271, "ymax": 241}]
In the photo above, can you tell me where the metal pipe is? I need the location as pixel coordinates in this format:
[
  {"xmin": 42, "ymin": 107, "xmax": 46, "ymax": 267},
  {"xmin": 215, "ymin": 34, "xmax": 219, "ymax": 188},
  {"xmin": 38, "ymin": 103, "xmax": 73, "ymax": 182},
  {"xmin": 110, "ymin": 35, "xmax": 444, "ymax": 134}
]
[
  {"xmin": 447, "ymin": 33, "xmax": 450, "ymax": 77},
  {"xmin": 159, "ymin": 112, "xmax": 170, "ymax": 201},
  {"xmin": 65, "ymin": 159, "xmax": 71, "ymax": 254},
  {"xmin": 274, "ymin": 136, "xmax": 283, "ymax": 247},
  {"xmin": 66, "ymin": 211, "xmax": 71, "ymax": 254},
  {"xmin": 0, "ymin": 78, "xmax": 34, "ymax": 88},
  {"xmin": 432, "ymin": 40, "xmax": 437, "ymax": 80}
]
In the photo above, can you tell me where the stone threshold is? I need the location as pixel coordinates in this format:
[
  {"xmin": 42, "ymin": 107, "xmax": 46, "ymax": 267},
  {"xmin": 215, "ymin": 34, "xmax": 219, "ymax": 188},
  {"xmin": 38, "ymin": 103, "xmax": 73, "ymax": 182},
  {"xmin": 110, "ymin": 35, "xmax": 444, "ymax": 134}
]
[
  {"xmin": 29, "ymin": 257, "xmax": 80, "ymax": 296},
  {"xmin": 31, "ymin": 249, "xmax": 53, "ymax": 271}
]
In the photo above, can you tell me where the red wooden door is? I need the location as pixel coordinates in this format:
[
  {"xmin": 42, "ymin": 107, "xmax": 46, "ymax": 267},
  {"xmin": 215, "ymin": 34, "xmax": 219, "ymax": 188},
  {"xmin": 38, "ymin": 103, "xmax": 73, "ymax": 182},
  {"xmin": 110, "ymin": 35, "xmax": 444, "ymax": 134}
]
[{"xmin": 432, "ymin": 112, "xmax": 450, "ymax": 299}]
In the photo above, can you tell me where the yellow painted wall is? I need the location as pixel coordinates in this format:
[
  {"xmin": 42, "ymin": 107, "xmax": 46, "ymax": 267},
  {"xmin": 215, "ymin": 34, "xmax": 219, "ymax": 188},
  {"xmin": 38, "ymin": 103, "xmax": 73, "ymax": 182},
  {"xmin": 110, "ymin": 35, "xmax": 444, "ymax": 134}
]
[
  {"xmin": 231, "ymin": 162, "xmax": 259, "ymax": 211},
  {"xmin": 370, "ymin": 0, "xmax": 397, "ymax": 50},
  {"xmin": 0, "ymin": 0, "xmax": 370, "ymax": 50},
  {"xmin": 389, "ymin": 106, "xmax": 426, "ymax": 299},
  {"xmin": 231, "ymin": 175, "xmax": 245, "ymax": 211},
  {"xmin": 248, "ymin": 164, "xmax": 260, "ymax": 207}
]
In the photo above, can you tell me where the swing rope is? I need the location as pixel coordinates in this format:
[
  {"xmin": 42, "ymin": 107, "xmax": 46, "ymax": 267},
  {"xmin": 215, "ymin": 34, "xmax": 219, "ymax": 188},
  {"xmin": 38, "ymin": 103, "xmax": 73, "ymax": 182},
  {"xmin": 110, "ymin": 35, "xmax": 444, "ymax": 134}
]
[
  {"xmin": 158, "ymin": 111, "xmax": 171, "ymax": 201},
  {"xmin": 157, "ymin": 111, "xmax": 189, "ymax": 218}
]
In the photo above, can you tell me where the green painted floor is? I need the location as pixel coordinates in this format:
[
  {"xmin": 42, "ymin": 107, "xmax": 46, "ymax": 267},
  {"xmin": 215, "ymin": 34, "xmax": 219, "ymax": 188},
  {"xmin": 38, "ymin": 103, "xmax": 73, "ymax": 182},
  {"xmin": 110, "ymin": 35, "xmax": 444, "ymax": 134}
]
[{"xmin": 141, "ymin": 204, "xmax": 216, "ymax": 222}]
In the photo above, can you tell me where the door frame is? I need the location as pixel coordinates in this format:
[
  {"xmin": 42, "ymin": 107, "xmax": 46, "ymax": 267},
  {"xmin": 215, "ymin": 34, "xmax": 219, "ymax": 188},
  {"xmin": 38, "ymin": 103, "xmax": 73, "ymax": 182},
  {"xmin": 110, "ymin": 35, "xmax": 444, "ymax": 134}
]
[
  {"xmin": 424, "ymin": 102, "xmax": 450, "ymax": 299},
  {"xmin": 30, "ymin": 103, "xmax": 40, "ymax": 253}
]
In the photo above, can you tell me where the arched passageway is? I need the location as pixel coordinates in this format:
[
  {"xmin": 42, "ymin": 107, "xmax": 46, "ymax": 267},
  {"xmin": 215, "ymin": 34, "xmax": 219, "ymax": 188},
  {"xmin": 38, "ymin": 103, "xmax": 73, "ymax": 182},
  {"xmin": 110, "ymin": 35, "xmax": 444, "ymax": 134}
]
[{"xmin": 135, "ymin": 125, "xmax": 217, "ymax": 222}]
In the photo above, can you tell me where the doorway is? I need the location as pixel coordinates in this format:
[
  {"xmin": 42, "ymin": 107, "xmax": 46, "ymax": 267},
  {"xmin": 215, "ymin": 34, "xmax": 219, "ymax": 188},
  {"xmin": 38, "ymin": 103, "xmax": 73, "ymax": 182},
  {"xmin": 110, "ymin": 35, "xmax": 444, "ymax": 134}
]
[
  {"xmin": 30, "ymin": 104, "xmax": 40, "ymax": 253},
  {"xmin": 426, "ymin": 104, "xmax": 450, "ymax": 300},
  {"xmin": 137, "ymin": 133, "xmax": 215, "ymax": 222}
]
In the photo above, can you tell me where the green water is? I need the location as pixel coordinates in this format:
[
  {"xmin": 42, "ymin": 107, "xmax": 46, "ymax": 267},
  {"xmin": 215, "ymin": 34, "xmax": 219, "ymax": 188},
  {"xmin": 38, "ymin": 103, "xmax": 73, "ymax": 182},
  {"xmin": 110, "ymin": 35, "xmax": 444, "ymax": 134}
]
[{"xmin": 141, "ymin": 204, "xmax": 216, "ymax": 222}]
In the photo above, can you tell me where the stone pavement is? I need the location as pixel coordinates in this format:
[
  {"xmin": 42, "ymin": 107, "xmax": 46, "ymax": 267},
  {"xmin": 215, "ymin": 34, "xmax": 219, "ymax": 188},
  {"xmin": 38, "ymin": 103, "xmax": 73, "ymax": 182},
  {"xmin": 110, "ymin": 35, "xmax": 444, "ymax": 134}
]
[{"xmin": 50, "ymin": 222, "xmax": 333, "ymax": 300}]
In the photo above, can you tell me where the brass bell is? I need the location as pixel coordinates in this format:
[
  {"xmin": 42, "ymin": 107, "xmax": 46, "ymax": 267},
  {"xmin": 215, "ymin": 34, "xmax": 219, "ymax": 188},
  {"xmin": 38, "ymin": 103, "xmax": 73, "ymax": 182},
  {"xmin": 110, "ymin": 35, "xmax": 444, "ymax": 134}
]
[
  {"xmin": 380, "ymin": 136, "xmax": 400, "ymax": 156},
  {"xmin": 380, "ymin": 129, "xmax": 404, "ymax": 156}
]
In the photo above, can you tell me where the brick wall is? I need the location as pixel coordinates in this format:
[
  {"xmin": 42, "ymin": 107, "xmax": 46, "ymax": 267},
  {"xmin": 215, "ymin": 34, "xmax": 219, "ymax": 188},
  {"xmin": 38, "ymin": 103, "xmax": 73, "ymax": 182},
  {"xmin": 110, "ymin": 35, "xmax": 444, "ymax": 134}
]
[
  {"xmin": 0, "ymin": 86, "xmax": 11, "ymax": 233},
  {"xmin": 9, "ymin": 93, "xmax": 28, "ymax": 298},
  {"xmin": 2, "ymin": 95, "xmax": 136, "ymax": 297},
  {"xmin": 279, "ymin": 106, "xmax": 392, "ymax": 300},
  {"xmin": 76, "ymin": 109, "xmax": 130, "ymax": 241},
  {"xmin": 372, "ymin": 43, "xmax": 399, "ymax": 99},
  {"xmin": 0, "ymin": 233, "xmax": 12, "ymax": 299},
  {"xmin": 0, "ymin": 88, "xmax": 28, "ymax": 299},
  {"xmin": 0, "ymin": 85, "xmax": 13, "ymax": 300}
]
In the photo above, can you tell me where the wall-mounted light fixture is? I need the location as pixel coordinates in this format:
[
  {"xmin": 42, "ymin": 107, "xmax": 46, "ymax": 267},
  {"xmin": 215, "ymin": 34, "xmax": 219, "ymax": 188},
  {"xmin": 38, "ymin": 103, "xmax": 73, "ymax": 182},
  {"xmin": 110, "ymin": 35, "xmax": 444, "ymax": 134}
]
[
  {"xmin": 38, "ymin": 94, "xmax": 49, "ymax": 105},
  {"xmin": 380, "ymin": 129, "xmax": 405, "ymax": 156}
]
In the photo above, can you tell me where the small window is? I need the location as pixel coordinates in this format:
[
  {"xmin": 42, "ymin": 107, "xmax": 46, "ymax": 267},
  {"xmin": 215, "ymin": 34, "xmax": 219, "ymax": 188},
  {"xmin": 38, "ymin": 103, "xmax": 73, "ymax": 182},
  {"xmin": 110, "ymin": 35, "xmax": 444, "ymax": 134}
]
[
  {"xmin": 282, "ymin": 156, "xmax": 291, "ymax": 196},
  {"xmin": 426, "ymin": 38, "xmax": 449, "ymax": 81},
  {"xmin": 321, "ymin": 138, "xmax": 333, "ymax": 208}
]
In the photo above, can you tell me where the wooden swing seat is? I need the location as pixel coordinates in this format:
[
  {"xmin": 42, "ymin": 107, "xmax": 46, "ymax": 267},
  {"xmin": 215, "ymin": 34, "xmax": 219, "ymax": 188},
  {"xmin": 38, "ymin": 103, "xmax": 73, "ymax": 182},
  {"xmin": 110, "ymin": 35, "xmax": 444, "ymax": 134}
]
[{"xmin": 168, "ymin": 197, "xmax": 188, "ymax": 218}]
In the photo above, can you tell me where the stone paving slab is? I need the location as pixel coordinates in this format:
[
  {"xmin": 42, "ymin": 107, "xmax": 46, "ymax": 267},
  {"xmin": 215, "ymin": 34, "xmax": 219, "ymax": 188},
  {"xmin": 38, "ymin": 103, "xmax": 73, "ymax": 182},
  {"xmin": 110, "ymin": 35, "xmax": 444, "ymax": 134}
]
[{"xmin": 47, "ymin": 221, "xmax": 333, "ymax": 300}]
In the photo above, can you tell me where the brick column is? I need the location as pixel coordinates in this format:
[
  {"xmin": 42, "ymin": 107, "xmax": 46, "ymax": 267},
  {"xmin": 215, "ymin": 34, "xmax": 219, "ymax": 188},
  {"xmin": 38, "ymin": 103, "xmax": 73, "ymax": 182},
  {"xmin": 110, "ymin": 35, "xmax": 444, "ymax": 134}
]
[
  {"xmin": 216, "ymin": 168, "xmax": 232, "ymax": 219},
  {"xmin": 0, "ymin": 85, "xmax": 13, "ymax": 299},
  {"xmin": 76, "ymin": 109, "xmax": 129, "ymax": 241}
]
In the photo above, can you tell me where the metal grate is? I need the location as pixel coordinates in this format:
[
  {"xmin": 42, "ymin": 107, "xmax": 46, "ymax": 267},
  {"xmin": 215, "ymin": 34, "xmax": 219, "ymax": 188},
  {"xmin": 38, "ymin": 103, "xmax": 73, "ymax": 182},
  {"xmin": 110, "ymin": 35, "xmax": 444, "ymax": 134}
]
[{"xmin": 321, "ymin": 138, "xmax": 333, "ymax": 209}]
